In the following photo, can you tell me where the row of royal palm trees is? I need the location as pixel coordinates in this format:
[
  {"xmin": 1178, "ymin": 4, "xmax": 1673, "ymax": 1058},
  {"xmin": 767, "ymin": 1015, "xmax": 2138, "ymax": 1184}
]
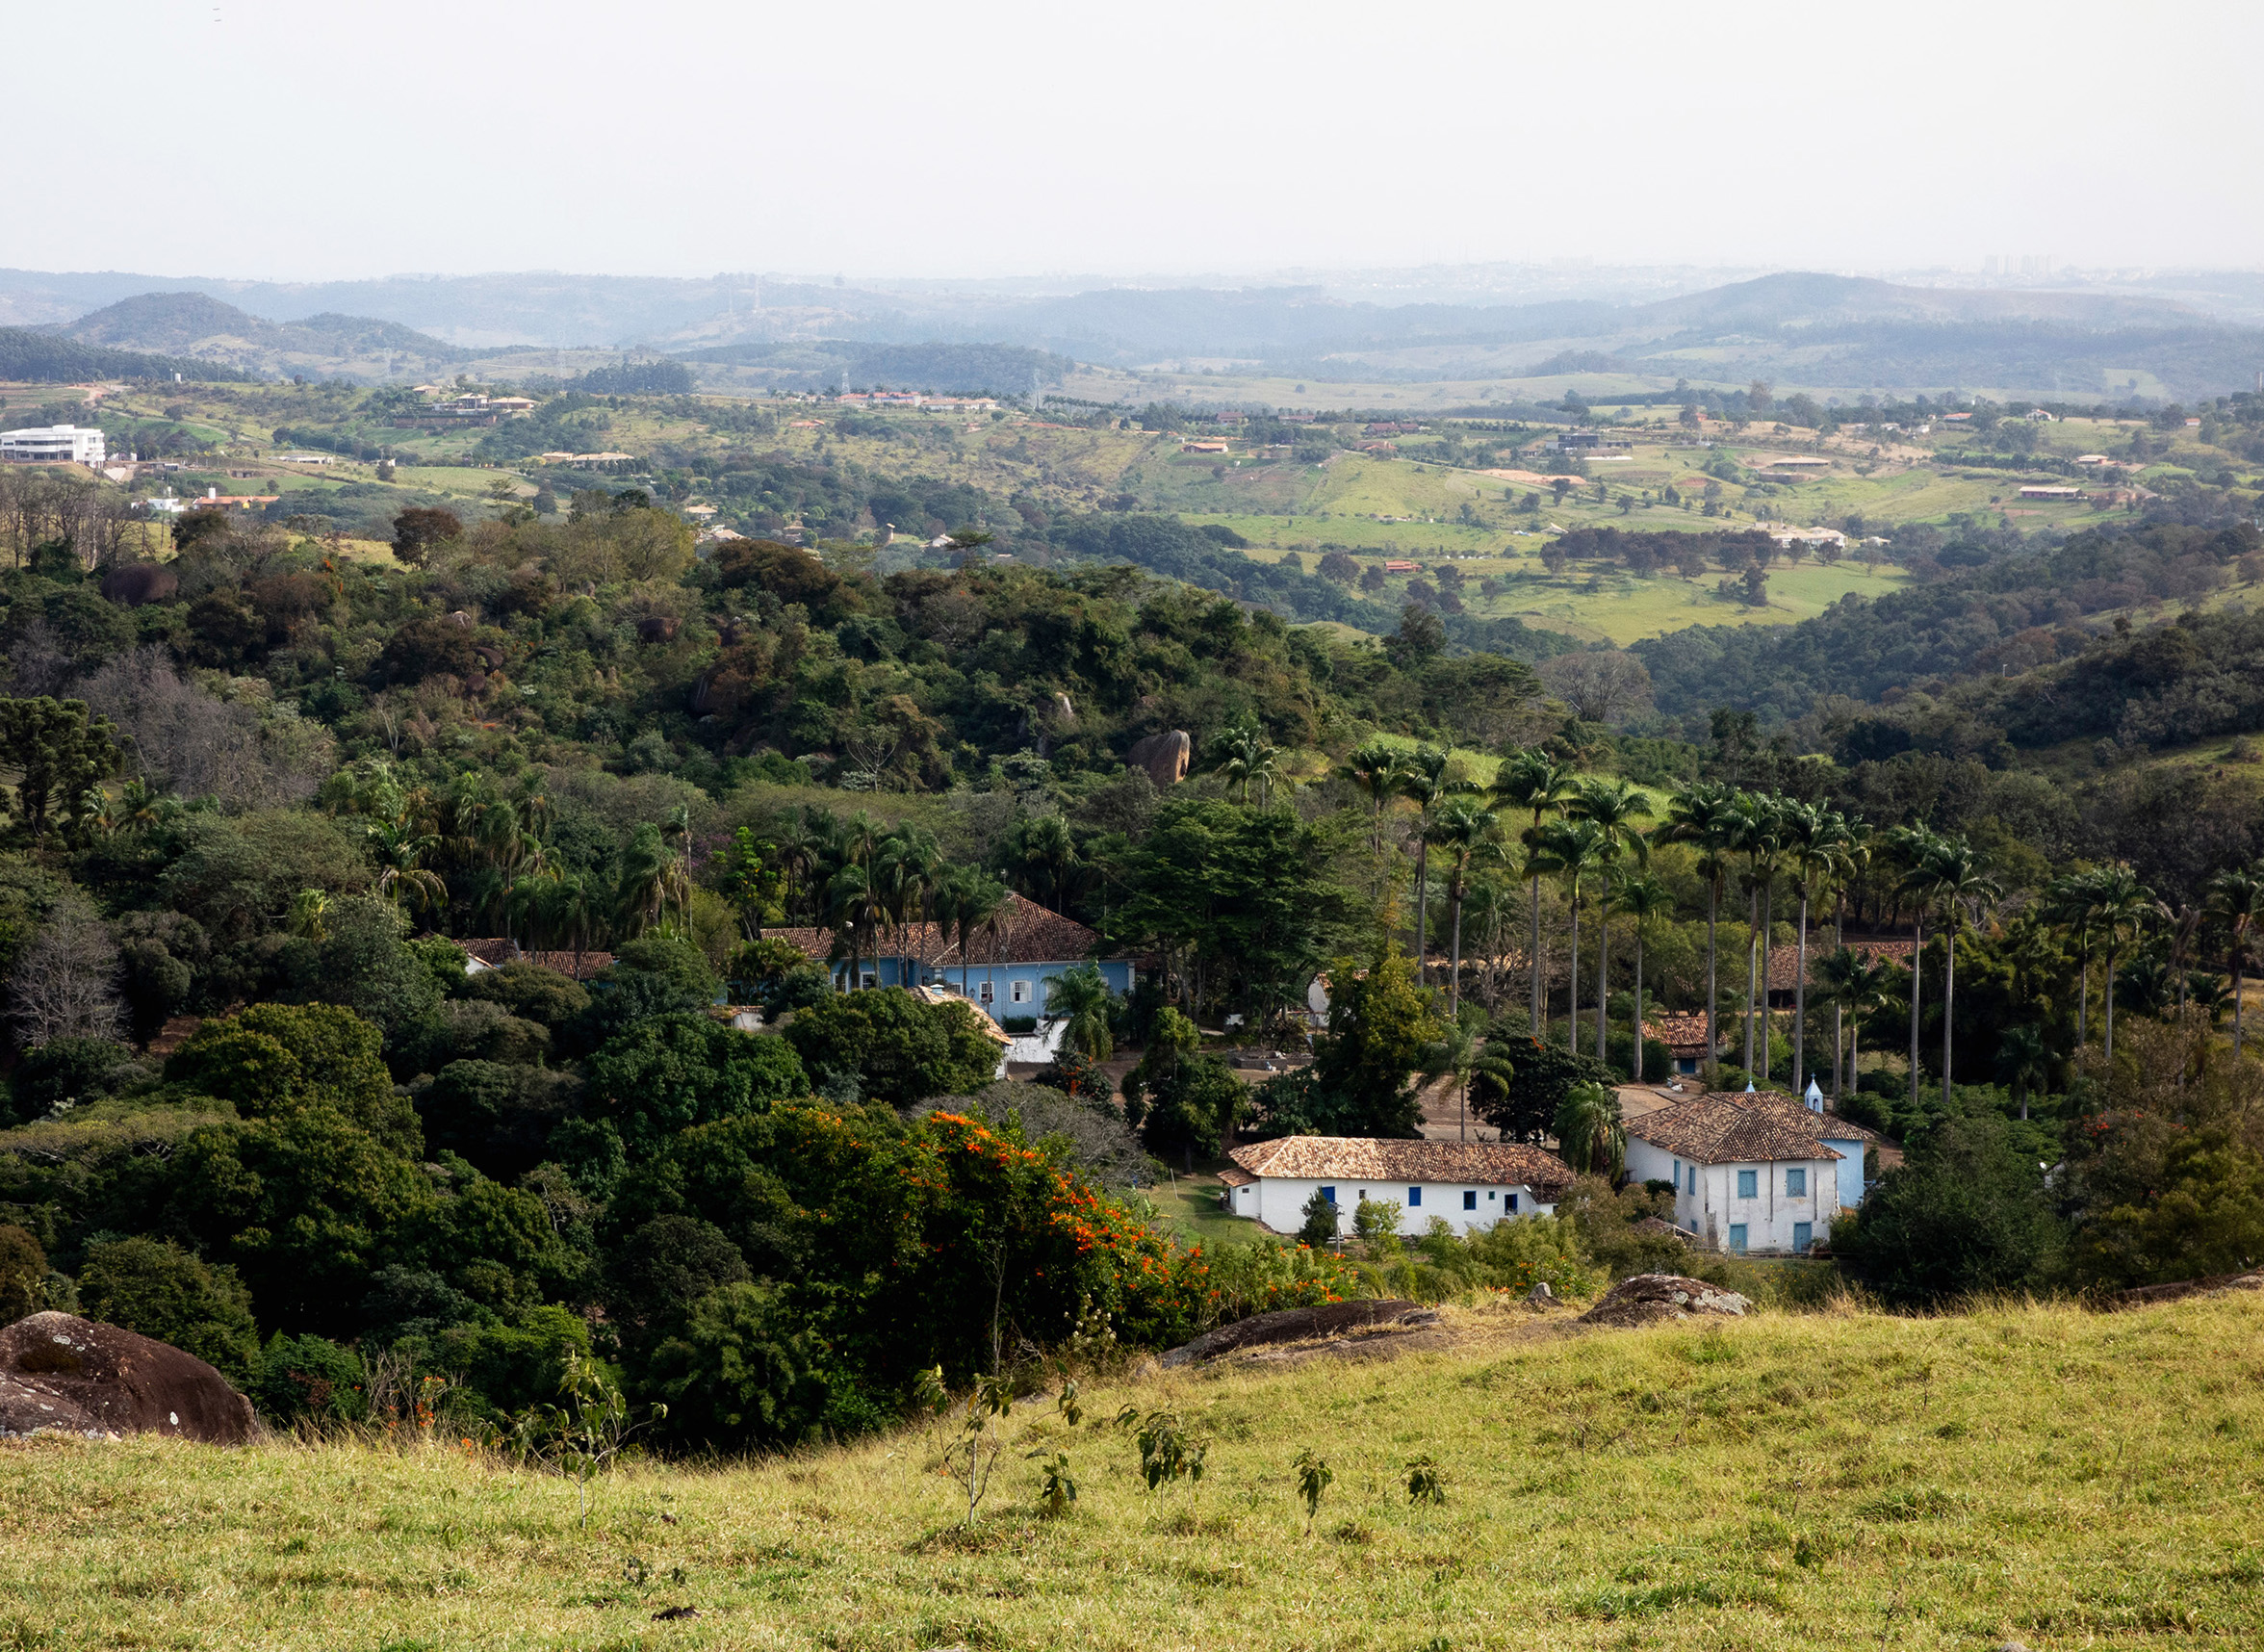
[{"xmin": 1341, "ymin": 745, "xmax": 2264, "ymax": 1100}]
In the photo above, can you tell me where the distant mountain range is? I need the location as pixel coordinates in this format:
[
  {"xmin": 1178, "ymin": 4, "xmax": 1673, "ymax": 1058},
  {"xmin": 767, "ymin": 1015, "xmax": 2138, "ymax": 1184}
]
[{"xmin": 3, "ymin": 266, "xmax": 2260, "ymax": 399}]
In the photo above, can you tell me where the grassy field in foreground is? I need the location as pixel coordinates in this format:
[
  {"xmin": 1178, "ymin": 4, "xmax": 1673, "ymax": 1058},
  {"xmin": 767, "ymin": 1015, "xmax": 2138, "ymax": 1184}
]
[{"xmin": 5, "ymin": 1294, "xmax": 2260, "ymax": 1650}]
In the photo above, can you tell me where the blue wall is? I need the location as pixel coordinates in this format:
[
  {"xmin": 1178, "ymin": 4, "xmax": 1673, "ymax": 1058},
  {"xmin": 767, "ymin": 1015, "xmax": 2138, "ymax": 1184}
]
[
  {"xmin": 1822, "ymin": 1136, "xmax": 1866, "ymax": 1209},
  {"xmin": 832, "ymin": 956, "xmax": 1134, "ymax": 1022}
]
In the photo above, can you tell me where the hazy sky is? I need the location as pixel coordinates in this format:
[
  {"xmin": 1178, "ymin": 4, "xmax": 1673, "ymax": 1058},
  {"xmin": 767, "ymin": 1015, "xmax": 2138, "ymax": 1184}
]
[{"xmin": 10, "ymin": 0, "xmax": 2263, "ymax": 282}]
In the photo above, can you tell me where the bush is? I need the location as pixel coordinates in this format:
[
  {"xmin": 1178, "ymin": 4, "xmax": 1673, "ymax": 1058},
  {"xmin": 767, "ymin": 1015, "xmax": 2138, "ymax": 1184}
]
[
  {"xmin": 1836, "ymin": 1112, "xmax": 2066, "ymax": 1305},
  {"xmin": 781, "ymin": 988, "xmax": 1000, "ymax": 1108},
  {"xmin": 78, "ymin": 1236, "xmax": 262, "ymax": 1383},
  {"xmin": 640, "ymin": 1280, "xmax": 836, "ymax": 1452},
  {"xmin": 0, "ymin": 1224, "xmax": 48, "ymax": 1322},
  {"xmin": 7, "ymin": 1037, "xmax": 136, "ymax": 1124},
  {"xmin": 580, "ymin": 1015, "xmax": 807, "ymax": 1154},
  {"xmin": 254, "ymin": 1332, "xmax": 367, "ymax": 1425}
]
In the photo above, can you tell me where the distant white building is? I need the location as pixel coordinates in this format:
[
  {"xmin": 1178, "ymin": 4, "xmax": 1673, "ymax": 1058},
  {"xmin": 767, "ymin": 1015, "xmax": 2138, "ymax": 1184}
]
[
  {"xmin": 1222, "ymin": 1136, "xmax": 1574, "ymax": 1238},
  {"xmin": 1, "ymin": 425, "xmax": 106, "ymax": 465}
]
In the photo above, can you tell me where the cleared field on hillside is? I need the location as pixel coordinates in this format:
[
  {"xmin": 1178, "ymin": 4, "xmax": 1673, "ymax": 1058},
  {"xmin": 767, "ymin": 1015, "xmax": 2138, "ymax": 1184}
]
[{"xmin": 5, "ymin": 1293, "xmax": 2257, "ymax": 1650}]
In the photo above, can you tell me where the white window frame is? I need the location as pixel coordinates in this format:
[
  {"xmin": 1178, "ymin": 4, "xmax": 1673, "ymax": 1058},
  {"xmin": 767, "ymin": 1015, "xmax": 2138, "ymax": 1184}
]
[
  {"xmin": 978, "ymin": 980, "xmax": 994, "ymax": 1004},
  {"xmin": 1010, "ymin": 979, "xmax": 1030, "ymax": 1004}
]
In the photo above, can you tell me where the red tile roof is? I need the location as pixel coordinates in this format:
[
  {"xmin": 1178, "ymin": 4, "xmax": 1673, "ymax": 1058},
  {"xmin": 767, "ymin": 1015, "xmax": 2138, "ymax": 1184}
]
[
  {"xmin": 520, "ymin": 949, "xmax": 616, "ymax": 982},
  {"xmin": 1625, "ymin": 1088, "xmax": 1886, "ymax": 1164},
  {"xmin": 1642, "ymin": 1011, "xmax": 1714, "ymax": 1054},
  {"xmin": 770, "ymin": 894, "xmax": 1105, "ymax": 968},
  {"xmin": 1228, "ymin": 1135, "xmax": 1574, "ymax": 1196},
  {"xmin": 1762, "ymin": 937, "xmax": 1914, "ymax": 992}
]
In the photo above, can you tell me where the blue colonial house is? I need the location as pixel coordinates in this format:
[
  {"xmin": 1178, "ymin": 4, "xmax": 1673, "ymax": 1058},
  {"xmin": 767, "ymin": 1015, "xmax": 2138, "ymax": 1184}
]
[{"xmin": 773, "ymin": 893, "xmax": 1133, "ymax": 1023}]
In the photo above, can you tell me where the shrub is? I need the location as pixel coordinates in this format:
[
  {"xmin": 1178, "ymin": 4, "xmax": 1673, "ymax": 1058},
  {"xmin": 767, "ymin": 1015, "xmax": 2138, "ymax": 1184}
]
[
  {"xmin": 254, "ymin": 1332, "xmax": 367, "ymax": 1425},
  {"xmin": 78, "ymin": 1236, "xmax": 261, "ymax": 1383},
  {"xmin": 781, "ymin": 988, "xmax": 999, "ymax": 1108}
]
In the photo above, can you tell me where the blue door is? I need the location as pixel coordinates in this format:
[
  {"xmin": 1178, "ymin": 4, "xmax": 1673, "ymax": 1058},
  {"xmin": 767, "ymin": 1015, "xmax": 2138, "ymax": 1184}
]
[
  {"xmin": 1792, "ymin": 1222, "xmax": 1813, "ymax": 1252},
  {"xmin": 1728, "ymin": 1224, "xmax": 1748, "ymax": 1253}
]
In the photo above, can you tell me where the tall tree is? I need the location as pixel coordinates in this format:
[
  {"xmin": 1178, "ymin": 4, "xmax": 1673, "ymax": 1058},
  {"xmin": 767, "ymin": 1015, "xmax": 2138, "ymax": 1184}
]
[
  {"xmin": 1729, "ymin": 791, "xmax": 1785, "ymax": 1080},
  {"xmin": 1611, "ymin": 873, "xmax": 1673, "ymax": 1083},
  {"xmin": 1565, "ymin": 780, "xmax": 1651, "ymax": 1065},
  {"xmin": 2205, "ymin": 864, "xmax": 2264, "ymax": 1060},
  {"xmin": 1423, "ymin": 796, "xmax": 1495, "ymax": 1019},
  {"xmin": 2089, "ymin": 864, "xmax": 2165, "ymax": 1061},
  {"xmin": 0, "ymin": 696, "xmax": 116, "ymax": 845},
  {"xmin": 1912, "ymin": 834, "xmax": 1999, "ymax": 1105},
  {"xmin": 1491, "ymin": 750, "xmax": 1580, "ymax": 1034},
  {"xmin": 1891, "ymin": 826, "xmax": 1942, "ymax": 1115},
  {"xmin": 1654, "ymin": 780, "xmax": 1740, "ymax": 1073},
  {"xmin": 1395, "ymin": 747, "xmax": 1473, "ymax": 988},
  {"xmin": 1532, "ymin": 818, "xmax": 1606, "ymax": 1050}
]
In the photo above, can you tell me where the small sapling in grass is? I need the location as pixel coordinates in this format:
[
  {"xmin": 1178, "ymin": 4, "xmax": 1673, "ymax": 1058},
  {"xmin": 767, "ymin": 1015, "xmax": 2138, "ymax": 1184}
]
[
  {"xmin": 1293, "ymin": 1449, "xmax": 1333, "ymax": 1529},
  {"xmin": 1405, "ymin": 1455, "xmax": 1446, "ymax": 1505},
  {"xmin": 1028, "ymin": 1449, "xmax": 1078, "ymax": 1517}
]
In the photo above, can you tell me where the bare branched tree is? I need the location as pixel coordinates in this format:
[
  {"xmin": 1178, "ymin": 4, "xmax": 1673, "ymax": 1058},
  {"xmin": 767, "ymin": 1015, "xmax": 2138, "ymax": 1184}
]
[
  {"xmin": 79, "ymin": 647, "xmax": 331, "ymax": 809},
  {"xmin": 11, "ymin": 897, "xmax": 123, "ymax": 1046}
]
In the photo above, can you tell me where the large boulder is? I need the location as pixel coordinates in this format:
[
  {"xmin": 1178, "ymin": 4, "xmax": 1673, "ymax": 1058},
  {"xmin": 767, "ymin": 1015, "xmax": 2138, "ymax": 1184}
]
[
  {"xmin": 0, "ymin": 1312, "xmax": 255, "ymax": 1444},
  {"xmin": 1125, "ymin": 730, "xmax": 1191, "ymax": 788},
  {"xmin": 1160, "ymin": 1299, "xmax": 1428, "ymax": 1367},
  {"xmin": 1579, "ymin": 1273, "xmax": 1751, "ymax": 1328}
]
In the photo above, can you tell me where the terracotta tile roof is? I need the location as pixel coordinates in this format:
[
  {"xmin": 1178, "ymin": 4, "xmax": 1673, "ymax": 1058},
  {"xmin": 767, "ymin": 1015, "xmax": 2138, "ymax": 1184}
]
[
  {"xmin": 143, "ymin": 1014, "xmax": 203, "ymax": 1058},
  {"xmin": 1763, "ymin": 937, "xmax": 1914, "ymax": 992},
  {"xmin": 454, "ymin": 937, "xmax": 521, "ymax": 968},
  {"xmin": 1643, "ymin": 1011, "xmax": 1714, "ymax": 1054},
  {"xmin": 1625, "ymin": 1089, "xmax": 1871, "ymax": 1164},
  {"xmin": 520, "ymin": 949, "xmax": 615, "ymax": 982},
  {"xmin": 768, "ymin": 895, "xmax": 1106, "ymax": 969},
  {"xmin": 1218, "ymin": 1165, "xmax": 1257, "ymax": 1188},
  {"xmin": 1228, "ymin": 1135, "xmax": 1574, "ymax": 1196}
]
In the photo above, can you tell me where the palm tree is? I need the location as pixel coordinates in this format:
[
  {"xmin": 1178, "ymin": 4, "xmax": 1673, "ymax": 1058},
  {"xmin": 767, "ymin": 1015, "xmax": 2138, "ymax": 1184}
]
[
  {"xmin": 1532, "ymin": 818, "xmax": 1607, "ymax": 1047},
  {"xmin": 1889, "ymin": 826, "xmax": 1942, "ymax": 1114},
  {"xmin": 1424, "ymin": 796, "xmax": 1495, "ymax": 1018},
  {"xmin": 1215, "ymin": 724, "xmax": 1283, "ymax": 807},
  {"xmin": 2089, "ymin": 864, "xmax": 2165, "ymax": 1060},
  {"xmin": 875, "ymin": 823, "xmax": 943, "ymax": 979},
  {"xmin": 1654, "ymin": 780, "xmax": 1740, "ymax": 1073},
  {"xmin": 286, "ymin": 888, "xmax": 330, "ymax": 942},
  {"xmin": 1397, "ymin": 746, "xmax": 1474, "ymax": 988},
  {"xmin": 368, "ymin": 821, "xmax": 448, "ymax": 919},
  {"xmin": 1492, "ymin": 750, "xmax": 1581, "ymax": 1033},
  {"xmin": 2044, "ymin": 869, "xmax": 2103, "ymax": 1048},
  {"xmin": 1777, "ymin": 800, "xmax": 1846, "ymax": 1095},
  {"xmin": 1827, "ymin": 818, "xmax": 1874, "ymax": 1099},
  {"xmin": 1566, "ymin": 780, "xmax": 1651, "ymax": 1065},
  {"xmin": 1045, "ymin": 961, "xmax": 1118, "ymax": 1060},
  {"xmin": 2206, "ymin": 864, "xmax": 2264, "ymax": 1059},
  {"xmin": 1814, "ymin": 946, "xmax": 1895, "ymax": 1102},
  {"xmin": 1915, "ymin": 834, "xmax": 1999, "ymax": 1104},
  {"xmin": 1611, "ymin": 873, "xmax": 1673, "ymax": 1083},
  {"xmin": 615, "ymin": 820, "xmax": 691, "ymax": 942},
  {"xmin": 1340, "ymin": 741, "xmax": 1404, "ymax": 905},
  {"xmin": 1728, "ymin": 791, "xmax": 1786, "ymax": 1080},
  {"xmin": 1553, "ymin": 1080, "xmax": 1625, "ymax": 1178},
  {"xmin": 1995, "ymin": 1023, "xmax": 2051, "ymax": 1122},
  {"xmin": 1418, "ymin": 1019, "xmax": 1482, "ymax": 1145},
  {"xmin": 942, "ymin": 867, "xmax": 1008, "ymax": 1006}
]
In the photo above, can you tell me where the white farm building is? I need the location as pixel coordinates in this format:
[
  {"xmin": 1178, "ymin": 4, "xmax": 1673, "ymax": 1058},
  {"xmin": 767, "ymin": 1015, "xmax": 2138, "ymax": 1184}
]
[
  {"xmin": 1222, "ymin": 1136, "xmax": 1575, "ymax": 1238},
  {"xmin": 1624, "ymin": 1087, "xmax": 1888, "ymax": 1256}
]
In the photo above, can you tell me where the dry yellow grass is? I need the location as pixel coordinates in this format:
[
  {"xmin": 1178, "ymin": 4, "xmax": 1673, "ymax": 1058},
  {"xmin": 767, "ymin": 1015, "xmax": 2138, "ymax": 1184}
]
[{"xmin": 4, "ymin": 1291, "xmax": 2261, "ymax": 1649}]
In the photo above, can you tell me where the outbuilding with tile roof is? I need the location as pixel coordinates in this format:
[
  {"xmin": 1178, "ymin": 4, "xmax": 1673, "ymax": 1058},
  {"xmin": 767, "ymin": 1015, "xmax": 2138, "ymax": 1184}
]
[{"xmin": 1223, "ymin": 1136, "xmax": 1574, "ymax": 1238}]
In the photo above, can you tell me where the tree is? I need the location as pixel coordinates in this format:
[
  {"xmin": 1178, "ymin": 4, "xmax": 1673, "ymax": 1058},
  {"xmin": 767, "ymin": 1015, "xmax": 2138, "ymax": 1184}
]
[
  {"xmin": 0, "ymin": 1225, "xmax": 49, "ymax": 1322},
  {"xmin": 167, "ymin": 999, "xmax": 420, "ymax": 1152},
  {"xmin": 1297, "ymin": 1189, "xmax": 1340, "ymax": 1247},
  {"xmin": 1339, "ymin": 740, "xmax": 1403, "ymax": 865},
  {"xmin": 1536, "ymin": 651, "xmax": 1654, "ymax": 727},
  {"xmin": 2088, "ymin": 864, "xmax": 2165, "ymax": 1061},
  {"xmin": 2205, "ymin": 864, "xmax": 2264, "ymax": 1060},
  {"xmin": 1423, "ymin": 796, "xmax": 1495, "ymax": 1017},
  {"xmin": 1491, "ymin": 750, "xmax": 1580, "ymax": 1033},
  {"xmin": 1728, "ymin": 790, "xmax": 1786, "ymax": 1080},
  {"xmin": 1611, "ymin": 873, "xmax": 1673, "ymax": 1082},
  {"xmin": 1470, "ymin": 1030, "xmax": 1610, "ymax": 1144},
  {"xmin": 1564, "ymin": 780, "xmax": 1650, "ymax": 1064},
  {"xmin": 390, "ymin": 507, "xmax": 463, "ymax": 568},
  {"xmin": 782, "ymin": 987, "xmax": 1000, "ymax": 1107},
  {"xmin": 8, "ymin": 895, "xmax": 123, "ymax": 1047},
  {"xmin": 77, "ymin": 1237, "xmax": 261, "ymax": 1383},
  {"xmin": 1417, "ymin": 1019, "xmax": 1492, "ymax": 1145},
  {"xmin": 1910, "ymin": 834, "xmax": 1998, "ymax": 1104},
  {"xmin": 1306, "ymin": 944, "xmax": 1440, "ymax": 1138},
  {"xmin": 0, "ymin": 696, "xmax": 116, "ymax": 843},
  {"xmin": 1837, "ymin": 1113, "xmax": 2064, "ymax": 1306},
  {"xmin": 1531, "ymin": 818, "xmax": 1606, "ymax": 1049},
  {"xmin": 1553, "ymin": 1081, "xmax": 1625, "ymax": 1178},
  {"xmin": 1044, "ymin": 962, "xmax": 1117, "ymax": 1061},
  {"xmin": 1395, "ymin": 746, "xmax": 1473, "ymax": 986},
  {"xmin": 1654, "ymin": 782, "xmax": 1740, "ymax": 1070},
  {"xmin": 641, "ymin": 1280, "xmax": 833, "ymax": 1452},
  {"xmin": 584, "ymin": 1015, "xmax": 809, "ymax": 1153},
  {"xmin": 1778, "ymin": 801, "xmax": 1850, "ymax": 1095},
  {"xmin": 1210, "ymin": 720, "xmax": 1282, "ymax": 808},
  {"xmin": 1814, "ymin": 947, "xmax": 1895, "ymax": 1103}
]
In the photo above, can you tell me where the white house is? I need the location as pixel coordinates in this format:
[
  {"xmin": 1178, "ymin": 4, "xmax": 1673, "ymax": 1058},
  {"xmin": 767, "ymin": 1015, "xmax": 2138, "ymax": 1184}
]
[
  {"xmin": 1624, "ymin": 1088, "xmax": 1887, "ymax": 1255},
  {"xmin": 1222, "ymin": 1137, "xmax": 1574, "ymax": 1239},
  {"xmin": 2, "ymin": 425, "xmax": 106, "ymax": 465}
]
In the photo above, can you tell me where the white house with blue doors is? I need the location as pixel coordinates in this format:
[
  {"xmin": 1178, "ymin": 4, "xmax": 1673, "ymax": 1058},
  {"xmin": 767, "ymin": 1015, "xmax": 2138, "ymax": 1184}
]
[
  {"xmin": 1222, "ymin": 1137, "xmax": 1575, "ymax": 1238},
  {"xmin": 771, "ymin": 893, "xmax": 1134, "ymax": 1024},
  {"xmin": 1623, "ymin": 1087, "xmax": 1888, "ymax": 1255}
]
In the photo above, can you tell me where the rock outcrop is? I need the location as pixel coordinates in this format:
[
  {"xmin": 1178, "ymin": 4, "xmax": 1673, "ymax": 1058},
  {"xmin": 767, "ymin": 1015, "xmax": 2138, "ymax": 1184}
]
[
  {"xmin": 0, "ymin": 1312, "xmax": 255, "ymax": 1444},
  {"xmin": 1578, "ymin": 1273, "xmax": 1751, "ymax": 1328},
  {"xmin": 1125, "ymin": 730, "xmax": 1192, "ymax": 788},
  {"xmin": 1160, "ymin": 1299, "xmax": 1428, "ymax": 1366}
]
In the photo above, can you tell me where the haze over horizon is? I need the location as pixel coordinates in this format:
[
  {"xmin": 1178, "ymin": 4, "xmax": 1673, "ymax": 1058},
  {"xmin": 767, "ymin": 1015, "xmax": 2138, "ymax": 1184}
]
[{"xmin": 10, "ymin": 0, "xmax": 2264, "ymax": 283}]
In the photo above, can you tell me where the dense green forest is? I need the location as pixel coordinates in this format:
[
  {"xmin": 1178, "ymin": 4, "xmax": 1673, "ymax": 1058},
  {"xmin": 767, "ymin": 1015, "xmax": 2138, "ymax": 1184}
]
[{"xmin": 0, "ymin": 459, "xmax": 2260, "ymax": 1453}]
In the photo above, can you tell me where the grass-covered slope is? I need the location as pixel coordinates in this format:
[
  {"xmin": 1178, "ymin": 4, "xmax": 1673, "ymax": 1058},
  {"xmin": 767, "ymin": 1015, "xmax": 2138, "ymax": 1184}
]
[{"xmin": 6, "ymin": 1293, "xmax": 2260, "ymax": 1650}]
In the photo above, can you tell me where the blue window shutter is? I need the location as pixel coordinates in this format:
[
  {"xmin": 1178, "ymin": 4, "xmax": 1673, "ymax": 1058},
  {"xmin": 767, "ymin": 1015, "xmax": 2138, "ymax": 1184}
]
[
  {"xmin": 1737, "ymin": 1169, "xmax": 1758, "ymax": 1199},
  {"xmin": 1463, "ymin": 1190, "xmax": 1477, "ymax": 1210},
  {"xmin": 1786, "ymin": 1167, "xmax": 1807, "ymax": 1197},
  {"xmin": 1407, "ymin": 1186, "xmax": 1421, "ymax": 1207}
]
